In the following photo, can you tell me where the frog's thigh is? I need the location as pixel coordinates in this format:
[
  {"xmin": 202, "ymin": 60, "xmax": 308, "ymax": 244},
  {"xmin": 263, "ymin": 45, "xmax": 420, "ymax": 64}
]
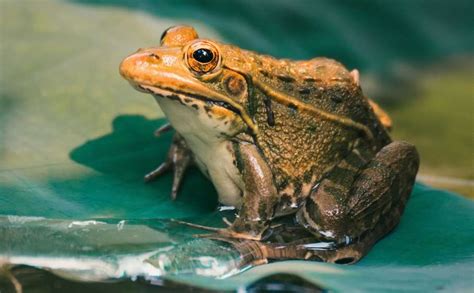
[
  {"xmin": 230, "ymin": 142, "xmax": 278, "ymax": 237},
  {"xmin": 297, "ymin": 141, "xmax": 419, "ymax": 263},
  {"xmin": 296, "ymin": 145, "xmax": 372, "ymax": 239}
]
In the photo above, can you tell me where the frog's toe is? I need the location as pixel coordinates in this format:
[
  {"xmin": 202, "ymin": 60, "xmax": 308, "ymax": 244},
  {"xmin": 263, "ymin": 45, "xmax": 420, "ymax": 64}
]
[
  {"xmin": 145, "ymin": 133, "xmax": 192, "ymax": 200},
  {"xmin": 222, "ymin": 217, "xmax": 233, "ymax": 227},
  {"xmin": 171, "ymin": 219, "xmax": 262, "ymax": 241},
  {"xmin": 198, "ymin": 228, "xmax": 263, "ymax": 241},
  {"xmin": 217, "ymin": 229, "xmax": 262, "ymax": 241},
  {"xmin": 153, "ymin": 122, "xmax": 172, "ymax": 137},
  {"xmin": 171, "ymin": 219, "xmax": 222, "ymax": 232},
  {"xmin": 194, "ymin": 230, "xmax": 262, "ymax": 241},
  {"xmin": 144, "ymin": 162, "xmax": 171, "ymax": 182}
]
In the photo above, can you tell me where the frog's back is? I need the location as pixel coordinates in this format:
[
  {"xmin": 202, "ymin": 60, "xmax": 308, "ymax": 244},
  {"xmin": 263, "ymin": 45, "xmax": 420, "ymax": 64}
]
[{"xmin": 247, "ymin": 53, "xmax": 391, "ymax": 208}]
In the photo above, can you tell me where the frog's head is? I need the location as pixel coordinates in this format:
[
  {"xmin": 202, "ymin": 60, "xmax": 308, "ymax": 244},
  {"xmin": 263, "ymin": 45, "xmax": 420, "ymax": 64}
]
[{"xmin": 120, "ymin": 25, "xmax": 256, "ymax": 135}]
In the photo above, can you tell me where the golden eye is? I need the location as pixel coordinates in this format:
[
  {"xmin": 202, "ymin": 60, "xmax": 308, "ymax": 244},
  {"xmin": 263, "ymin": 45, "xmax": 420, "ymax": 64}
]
[{"xmin": 186, "ymin": 41, "xmax": 221, "ymax": 75}]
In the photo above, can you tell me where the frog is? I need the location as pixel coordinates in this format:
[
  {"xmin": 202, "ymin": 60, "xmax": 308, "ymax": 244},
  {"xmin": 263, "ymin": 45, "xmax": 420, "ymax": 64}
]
[{"xmin": 119, "ymin": 25, "xmax": 419, "ymax": 264}]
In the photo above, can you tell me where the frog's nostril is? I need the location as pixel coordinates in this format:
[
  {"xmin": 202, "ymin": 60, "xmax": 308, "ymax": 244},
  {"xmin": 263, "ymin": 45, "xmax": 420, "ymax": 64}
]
[{"xmin": 149, "ymin": 53, "xmax": 160, "ymax": 60}]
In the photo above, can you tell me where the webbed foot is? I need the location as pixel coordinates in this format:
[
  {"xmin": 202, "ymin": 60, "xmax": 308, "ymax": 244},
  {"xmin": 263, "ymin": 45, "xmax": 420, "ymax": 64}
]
[{"xmin": 145, "ymin": 131, "xmax": 192, "ymax": 200}]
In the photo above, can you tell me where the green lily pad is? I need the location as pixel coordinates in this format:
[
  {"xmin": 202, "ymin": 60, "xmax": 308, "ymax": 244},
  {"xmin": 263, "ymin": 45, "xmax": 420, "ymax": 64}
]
[{"xmin": 1, "ymin": 0, "xmax": 473, "ymax": 291}]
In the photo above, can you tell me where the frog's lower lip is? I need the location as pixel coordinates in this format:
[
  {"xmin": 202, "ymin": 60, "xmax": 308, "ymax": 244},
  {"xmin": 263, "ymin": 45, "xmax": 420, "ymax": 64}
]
[{"xmin": 138, "ymin": 84, "xmax": 239, "ymax": 113}]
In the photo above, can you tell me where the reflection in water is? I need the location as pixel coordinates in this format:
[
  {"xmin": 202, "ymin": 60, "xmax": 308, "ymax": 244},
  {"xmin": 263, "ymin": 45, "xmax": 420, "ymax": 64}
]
[
  {"xmin": 0, "ymin": 216, "xmax": 243, "ymax": 281},
  {"xmin": 0, "ymin": 266, "xmax": 325, "ymax": 292},
  {"xmin": 0, "ymin": 211, "xmax": 346, "ymax": 283}
]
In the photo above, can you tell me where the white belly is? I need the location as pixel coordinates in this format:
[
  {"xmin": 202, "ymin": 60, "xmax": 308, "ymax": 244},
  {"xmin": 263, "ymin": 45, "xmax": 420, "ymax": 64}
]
[{"xmin": 156, "ymin": 97, "xmax": 244, "ymax": 207}]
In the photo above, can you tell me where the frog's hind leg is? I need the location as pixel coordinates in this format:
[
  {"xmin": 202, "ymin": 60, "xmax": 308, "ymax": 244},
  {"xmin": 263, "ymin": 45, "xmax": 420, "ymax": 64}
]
[
  {"xmin": 296, "ymin": 141, "xmax": 419, "ymax": 264},
  {"xmin": 145, "ymin": 133, "xmax": 193, "ymax": 200}
]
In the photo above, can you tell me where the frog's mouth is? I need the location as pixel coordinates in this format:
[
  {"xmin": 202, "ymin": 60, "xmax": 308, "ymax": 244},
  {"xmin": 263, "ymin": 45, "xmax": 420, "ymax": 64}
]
[
  {"xmin": 133, "ymin": 83, "xmax": 257, "ymax": 133},
  {"xmin": 137, "ymin": 84, "xmax": 240, "ymax": 113}
]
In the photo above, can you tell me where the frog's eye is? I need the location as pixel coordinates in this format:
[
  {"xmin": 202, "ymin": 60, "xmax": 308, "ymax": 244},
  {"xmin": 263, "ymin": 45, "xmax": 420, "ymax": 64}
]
[
  {"xmin": 193, "ymin": 48, "xmax": 214, "ymax": 63},
  {"xmin": 185, "ymin": 41, "xmax": 221, "ymax": 75}
]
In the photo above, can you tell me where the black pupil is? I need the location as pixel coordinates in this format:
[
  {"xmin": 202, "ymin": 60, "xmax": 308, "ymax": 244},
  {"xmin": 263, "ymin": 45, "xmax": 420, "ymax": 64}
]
[{"xmin": 193, "ymin": 48, "xmax": 214, "ymax": 63}]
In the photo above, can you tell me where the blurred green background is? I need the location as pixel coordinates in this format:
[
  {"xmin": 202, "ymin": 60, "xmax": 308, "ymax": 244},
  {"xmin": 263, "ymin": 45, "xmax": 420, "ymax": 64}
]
[{"xmin": 1, "ymin": 0, "xmax": 472, "ymax": 199}]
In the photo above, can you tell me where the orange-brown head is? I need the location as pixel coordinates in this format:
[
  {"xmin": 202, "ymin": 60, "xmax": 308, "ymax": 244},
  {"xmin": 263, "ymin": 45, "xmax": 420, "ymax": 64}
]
[{"xmin": 119, "ymin": 25, "xmax": 256, "ymax": 134}]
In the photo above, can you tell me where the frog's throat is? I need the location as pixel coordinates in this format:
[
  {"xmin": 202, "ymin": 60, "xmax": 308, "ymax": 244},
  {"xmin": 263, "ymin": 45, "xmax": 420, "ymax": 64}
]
[
  {"xmin": 137, "ymin": 81, "xmax": 258, "ymax": 134},
  {"xmin": 223, "ymin": 65, "xmax": 374, "ymax": 140}
]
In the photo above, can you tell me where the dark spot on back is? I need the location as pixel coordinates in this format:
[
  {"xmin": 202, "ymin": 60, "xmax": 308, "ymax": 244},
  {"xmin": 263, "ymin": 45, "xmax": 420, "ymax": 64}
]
[
  {"xmin": 278, "ymin": 177, "xmax": 290, "ymax": 190},
  {"xmin": 330, "ymin": 94, "xmax": 343, "ymax": 103},
  {"xmin": 259, "ymin": 69, "xmax": 271, "ymax": 78},
  {"xmin": 264, "ymin": 96, "xmax": 275, "ymax": 126},
  {"xmin": 299, "ymin": 88, "xmax": 311, "ymax": 95},
  {"xmin": 294, "ymin": 181, "xmax": 302, "ymax": 195},
  {"xmin": 304, "ymin": 77, "xmax": 322, "ymax": 83},
  {"xmin": 288, "ymin": 103, "xmax": 298, "ymax": 111},
  {"xmin": 306, "ymin": 125, "xmax": 317, "ymax": 133},
  {"xmin": 277, "ymin": 74, "xmax": 296, "ymax": 83},
  {"xmin": 191, "ymin": 104, "xmax": 199, "ymax": 110}
]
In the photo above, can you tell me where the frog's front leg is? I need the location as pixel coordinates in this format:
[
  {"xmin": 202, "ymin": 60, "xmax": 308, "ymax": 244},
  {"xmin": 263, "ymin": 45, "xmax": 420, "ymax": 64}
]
[
  {"xmin": 178, "ymin": 142, "xmax": 278, "ymax": 241},
  {"xmin": 145, "ymin": 132, "xmax": 193, "ymax": 200},
  {"xmin": 226, "ymin": 142, "xmax": 279, "ymax": 240},
  {"xmin": 296, "ymin": 141, "xmax": 419, "ymax": 264}
]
